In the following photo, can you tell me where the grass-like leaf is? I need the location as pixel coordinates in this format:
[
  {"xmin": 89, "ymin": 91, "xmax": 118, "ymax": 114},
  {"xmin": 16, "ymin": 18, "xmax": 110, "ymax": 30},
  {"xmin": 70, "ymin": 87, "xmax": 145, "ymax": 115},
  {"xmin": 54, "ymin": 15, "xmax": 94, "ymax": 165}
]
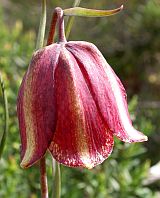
[{"xmin": 0, "ymin": 73, "xmax": 9, "ymax": 159}]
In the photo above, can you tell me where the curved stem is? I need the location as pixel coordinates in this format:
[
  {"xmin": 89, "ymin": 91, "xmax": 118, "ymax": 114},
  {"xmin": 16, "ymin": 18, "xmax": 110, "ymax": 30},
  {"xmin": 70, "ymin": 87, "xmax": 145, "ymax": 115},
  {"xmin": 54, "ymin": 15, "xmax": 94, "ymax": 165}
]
[
  {"xmin": 47, "ymin": 4, "xmax": 123, "ymax": 44},
  {"xmin": 65, "ymin": 0, "xmax": 82, "ymax": 39},
  {"xmin": 56, "ymin": 8, "xmax": 66, "ymax": 43},
  {"xmin": 40, "ymin": 157, "xmax": 48, "ymax": 198},
  {"xmin": 0, "ymin": 73, "xmax": 9, "ymax": 159},
  {"xmin": 47, "ymin": 7, "xmax": 66, "ymax": 45}
]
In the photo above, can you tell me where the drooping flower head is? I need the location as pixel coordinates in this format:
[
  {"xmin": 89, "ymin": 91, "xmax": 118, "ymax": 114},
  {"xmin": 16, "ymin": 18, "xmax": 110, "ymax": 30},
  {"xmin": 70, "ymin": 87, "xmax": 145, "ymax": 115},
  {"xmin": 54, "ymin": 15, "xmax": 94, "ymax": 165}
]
[{"xmin": 17, "ymin": 7, "xmax": 147, "ymax": 169}]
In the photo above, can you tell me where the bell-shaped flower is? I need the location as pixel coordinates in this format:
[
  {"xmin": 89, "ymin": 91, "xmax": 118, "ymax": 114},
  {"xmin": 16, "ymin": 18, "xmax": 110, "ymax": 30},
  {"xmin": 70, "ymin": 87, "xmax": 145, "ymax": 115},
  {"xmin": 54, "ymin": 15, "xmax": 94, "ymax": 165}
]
[{"xmin": 17, "ymin": 7, "xmax": 147, "ymax": 169}]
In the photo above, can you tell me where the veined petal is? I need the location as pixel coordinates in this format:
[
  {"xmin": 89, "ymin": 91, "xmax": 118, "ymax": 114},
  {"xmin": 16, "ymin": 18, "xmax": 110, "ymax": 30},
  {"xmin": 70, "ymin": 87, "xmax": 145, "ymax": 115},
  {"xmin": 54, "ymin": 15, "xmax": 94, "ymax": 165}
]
[
  {"xmin": 49, "ymin": 47, "xmax": 114, "ymax": 169},
  {"xmin": 17, "ymin": 44, "xmax": 61, "ymax": 168},
  {"xmin": 66, "ymin": 41, "xmax": 147, "ymax": 143}
]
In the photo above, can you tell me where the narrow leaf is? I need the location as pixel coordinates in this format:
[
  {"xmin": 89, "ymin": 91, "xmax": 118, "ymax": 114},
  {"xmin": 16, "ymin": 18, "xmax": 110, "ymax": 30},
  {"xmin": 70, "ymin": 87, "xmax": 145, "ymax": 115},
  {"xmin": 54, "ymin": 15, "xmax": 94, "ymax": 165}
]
[
  {"xmin": 0, "ymin": 73, "xmax": 9, "ymax": 159},
  {"xmin": 54, "ymin": 161, "xmax": 61, "ymax": 198},
  {"xmin": 64, "ymin": 5, "xmax": 123, "ymax": 17},
  {"xmin": 36, "ymin": 0, "xmax": 47, "ymax": 50},
  {"xmin": 65, "ymin": 0, "xmax": 82, "ymax": 39}
]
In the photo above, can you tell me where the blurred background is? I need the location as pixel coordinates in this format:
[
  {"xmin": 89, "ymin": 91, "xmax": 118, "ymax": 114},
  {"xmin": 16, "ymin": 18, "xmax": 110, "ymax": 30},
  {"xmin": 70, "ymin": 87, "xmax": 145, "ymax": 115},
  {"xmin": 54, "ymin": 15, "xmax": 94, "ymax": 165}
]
[{"xmin": 0, "ymin": 0, "xmax": 160, "ymax": 197}]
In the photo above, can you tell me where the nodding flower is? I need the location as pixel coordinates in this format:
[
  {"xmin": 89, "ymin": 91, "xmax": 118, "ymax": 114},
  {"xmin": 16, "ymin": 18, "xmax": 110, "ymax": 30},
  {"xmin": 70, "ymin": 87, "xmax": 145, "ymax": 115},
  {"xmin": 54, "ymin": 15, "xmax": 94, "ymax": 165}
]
[{"xmin": 17, "ymin": 7, "xmax": 147, "ymax": 169}]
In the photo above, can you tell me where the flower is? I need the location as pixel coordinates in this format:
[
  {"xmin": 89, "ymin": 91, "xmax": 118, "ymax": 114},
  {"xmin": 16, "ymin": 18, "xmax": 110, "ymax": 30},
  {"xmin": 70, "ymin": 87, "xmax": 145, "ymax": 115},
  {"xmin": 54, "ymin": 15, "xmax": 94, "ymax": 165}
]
[
  {"xmin": 17, "ymin": 41, "xmax": 148, "ymax": 169},
  {"xmin": 17, "ymin": 7, "xmax": 147, "ymax": 169}
]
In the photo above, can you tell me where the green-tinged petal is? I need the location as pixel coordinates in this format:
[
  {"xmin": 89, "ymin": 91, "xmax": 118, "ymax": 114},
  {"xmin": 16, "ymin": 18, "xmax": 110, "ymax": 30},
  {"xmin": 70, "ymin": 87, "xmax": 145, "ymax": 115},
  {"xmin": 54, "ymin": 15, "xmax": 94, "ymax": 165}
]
[
  {"xmin": 49, "ymin": 47, "xmax": 114, "ymax": 169},
  {"xmin": 17, "ymin": 44, "xmax": 61, "ymax": 168},
  {"xmin": 66, "ymin": 41, "xmax": 147, "ymax": 143}
]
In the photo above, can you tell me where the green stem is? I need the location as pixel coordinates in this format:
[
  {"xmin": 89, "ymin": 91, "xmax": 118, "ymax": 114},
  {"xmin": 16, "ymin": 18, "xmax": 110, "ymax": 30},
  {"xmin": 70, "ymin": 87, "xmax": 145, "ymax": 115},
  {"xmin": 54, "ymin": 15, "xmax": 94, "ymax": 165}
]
[
  {"xmin": 65, "ymin": 0, "xmax": 82, "ymax": 39},
  {"xmin": 35, "ymin": 1, "xmax": 48, "ymax": 197},
  {"xmin": 0, "ymin": 73, "xmax": 9, "ymax": 159},
  {"xmin": 53, "ymin": 159, "xmax": 61, "ymax": 198},
  {"xmin": 36, "ymin": 0, "xmax": 47, "ymax": 50}
]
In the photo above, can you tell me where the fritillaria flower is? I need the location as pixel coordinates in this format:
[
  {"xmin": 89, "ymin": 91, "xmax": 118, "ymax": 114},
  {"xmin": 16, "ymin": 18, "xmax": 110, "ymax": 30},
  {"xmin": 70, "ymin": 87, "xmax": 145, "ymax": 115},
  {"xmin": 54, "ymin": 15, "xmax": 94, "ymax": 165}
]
[{"xmin": 17, "ymin": 7, "xmax": 147, "ymax": 170}]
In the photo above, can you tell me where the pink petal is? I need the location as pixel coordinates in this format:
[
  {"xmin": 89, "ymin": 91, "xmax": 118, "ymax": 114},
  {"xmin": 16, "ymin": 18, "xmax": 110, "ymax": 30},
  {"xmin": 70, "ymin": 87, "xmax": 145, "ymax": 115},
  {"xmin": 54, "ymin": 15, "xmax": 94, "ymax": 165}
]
[
  {"xmin": 49, "ymin": 48, "xmax": 114, "ymax": 169},
  {"xmin": 66, "ymin": 41, "xmax": 147, "ymax": 143},
  {"xmin": 17, "ymin": 44, "xmax": 61, "ymax": 168}
]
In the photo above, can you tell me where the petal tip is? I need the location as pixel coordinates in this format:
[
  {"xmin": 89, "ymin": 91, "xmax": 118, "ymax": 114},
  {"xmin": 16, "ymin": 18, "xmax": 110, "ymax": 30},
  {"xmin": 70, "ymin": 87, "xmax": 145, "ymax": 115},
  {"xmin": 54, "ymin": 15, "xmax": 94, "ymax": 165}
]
[
  {"xmin": 85, "ymin": 165, "xmax": 94, "ymax": 169},
  {"xmin": 20, "ymin": 150, "xmax": 35, "ymax": 169},
  {"xmin": 120, "ymin": 5, "xmax": 124, "ymax": 10},
  {"xmin": 20, "ymin": 156, "xmax": 37, "ymax": 169},
  {"xmin": 142, "ymin": 135, "xmax": 148, "ymax": 142},
  {"xmin": 133, "ymin": 131, "xmax": 148, "ymax": 142},
  {"xmin": 20, "ymin": 160, "xmax": 29, "ymax": 169}
]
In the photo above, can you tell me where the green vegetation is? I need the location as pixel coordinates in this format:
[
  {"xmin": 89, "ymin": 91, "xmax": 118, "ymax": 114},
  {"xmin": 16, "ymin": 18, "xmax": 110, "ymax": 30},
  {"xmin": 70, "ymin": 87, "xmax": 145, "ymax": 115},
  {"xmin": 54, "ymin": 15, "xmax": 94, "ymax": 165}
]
[{"xmin": 0, "ymin": 0, "xmax": 160, "ymax": 197}]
